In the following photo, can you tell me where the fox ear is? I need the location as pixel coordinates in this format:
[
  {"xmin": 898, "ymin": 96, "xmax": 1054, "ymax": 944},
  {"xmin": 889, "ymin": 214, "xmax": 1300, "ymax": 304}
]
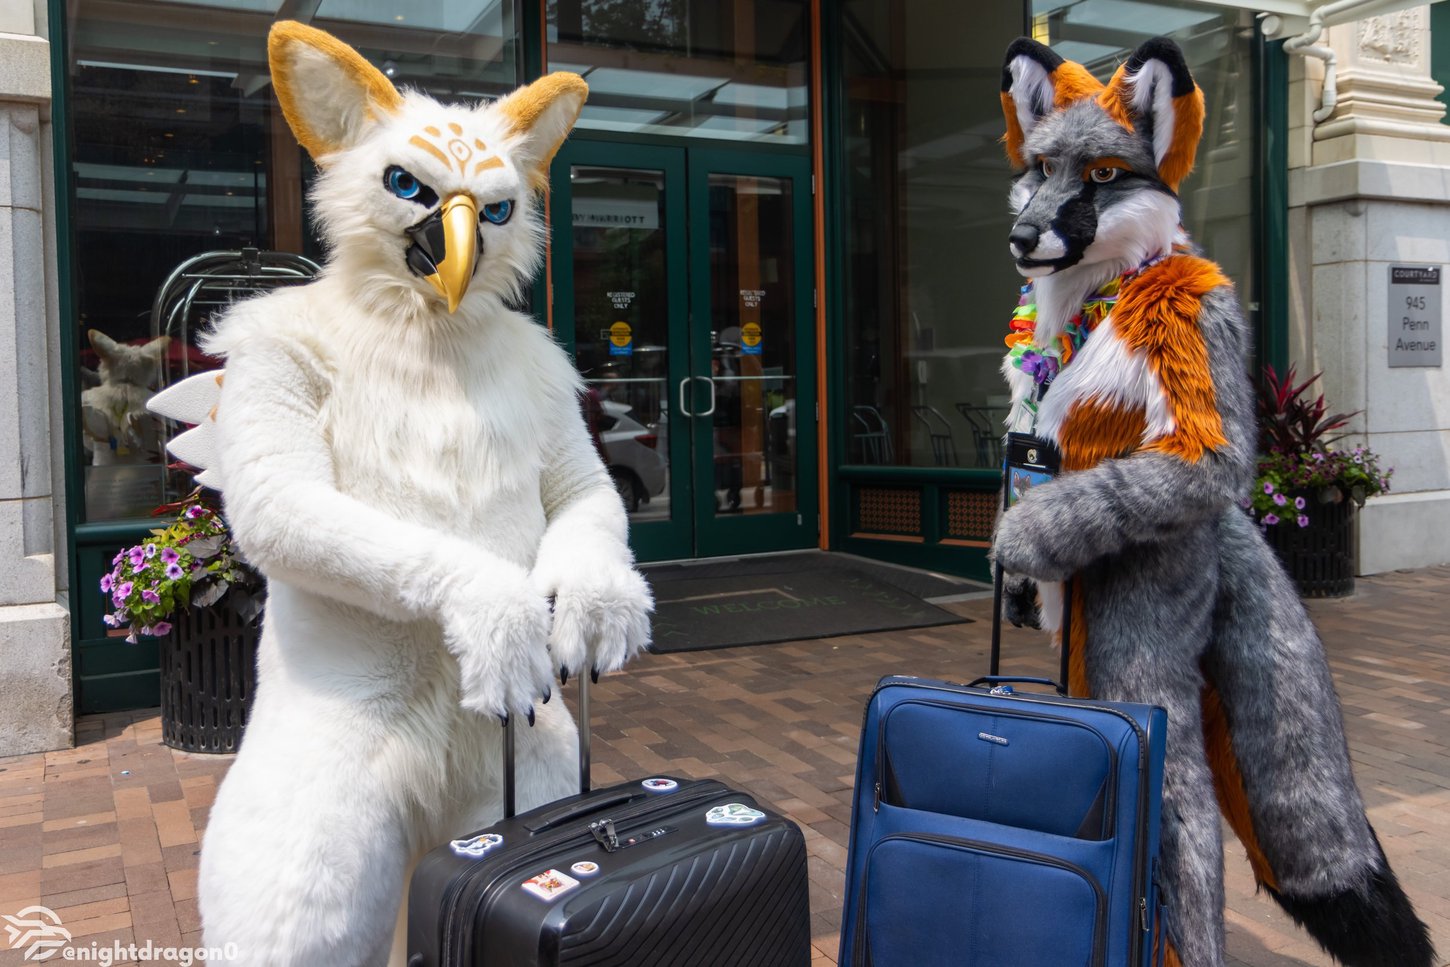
[
  {"xmin": 493, "ymin": 72, "xmax": 589, "ymax": 192},
  {"xmin": 268, "ymin": 21, "xmax": 403, "ymax": 161},
  {"xmin": 1101, "ymin": 37, "xmax": 1204, "ymax": 191},
  {"xmin": 1000, "ymin": 38, "xmax": 1104, "ymax": 169}
]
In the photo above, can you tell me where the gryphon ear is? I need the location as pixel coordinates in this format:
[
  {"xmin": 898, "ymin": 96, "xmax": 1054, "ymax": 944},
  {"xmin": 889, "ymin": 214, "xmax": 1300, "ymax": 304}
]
[
  {"xmin": 1000, "ymin": 37, "xmax": 1105, "ymax": 169},
  {"xmin": 1101, "ymin": 37, "xmax": 1204, "ymax": 191},
  {"xmin": 268, "ymin": 20, "xmax": 403, "ymax": 162},
  {"xmin": 492, "ymin": 72, "xmax": 589, "ymax": 192}
]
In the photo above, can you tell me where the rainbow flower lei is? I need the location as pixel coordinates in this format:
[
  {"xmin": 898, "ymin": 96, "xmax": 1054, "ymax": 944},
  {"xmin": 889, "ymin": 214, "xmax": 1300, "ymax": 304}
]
[{"xmin": 1005, "ymin": 257, "xmax": 1164, "ymax": 387}]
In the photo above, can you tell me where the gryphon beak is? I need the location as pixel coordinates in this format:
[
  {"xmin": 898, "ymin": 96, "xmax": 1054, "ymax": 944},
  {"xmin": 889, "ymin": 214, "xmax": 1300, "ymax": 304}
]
[{"xmin": 404, "ymin": 193, "xmax": 481, "ymax": 314}]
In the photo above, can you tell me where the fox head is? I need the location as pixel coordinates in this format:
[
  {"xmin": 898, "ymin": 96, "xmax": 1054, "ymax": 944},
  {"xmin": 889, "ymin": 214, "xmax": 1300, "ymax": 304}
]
[
  {"xmin": 999, "ymin": 37, "xmax": 1204, "ymax": 279},
  {"xmin": 268, "ymin": 22, "xmax": 587, "ymax": 317}
]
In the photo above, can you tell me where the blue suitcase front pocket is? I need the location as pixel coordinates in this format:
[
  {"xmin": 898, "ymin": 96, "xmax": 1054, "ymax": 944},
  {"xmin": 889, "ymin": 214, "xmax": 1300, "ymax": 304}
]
[
  {"xmin": 859, "ymin": 834, "xmax": 1104, "ymax": 967},
  {"xmin": 881, "ymin": 701, "xmax": 1115, "ymax": 839}
]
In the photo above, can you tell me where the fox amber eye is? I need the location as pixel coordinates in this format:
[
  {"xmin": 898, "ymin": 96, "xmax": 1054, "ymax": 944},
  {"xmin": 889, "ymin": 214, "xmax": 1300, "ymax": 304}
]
[
  {"xmin": 481, "ymin": 199, "xmax": 514, "ymax": 225},
  {"xmin": 1090, "ymin": 166, "xmax": 1120, "ymax": 184},
  {"xmin": 1039, "ymin": 159, "xmax": 1056, "ymax": 177},
  {"xmin": 384, "ymin": 165, "xmax": 421, "ymax": 200}
]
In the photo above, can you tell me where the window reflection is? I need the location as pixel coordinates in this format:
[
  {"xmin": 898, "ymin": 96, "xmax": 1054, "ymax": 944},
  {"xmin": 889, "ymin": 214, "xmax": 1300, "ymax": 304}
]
[
  {"xmin": 68, "ymin": 1, "xmax": 520, "ymax": 521},
  {"xmin": 548, "ymin": 0, "xmax": 809, "ymax": 144}
]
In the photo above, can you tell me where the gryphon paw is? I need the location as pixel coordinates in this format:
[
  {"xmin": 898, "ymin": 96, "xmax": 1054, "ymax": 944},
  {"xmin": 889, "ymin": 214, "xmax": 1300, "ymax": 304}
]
[
  {"xmin": 444, "ymin": 573, "xmax": 553, "ymax": 719},
  {"xmin": 541, "ymin": 566, "xmax": 653, "ymax": 680}
]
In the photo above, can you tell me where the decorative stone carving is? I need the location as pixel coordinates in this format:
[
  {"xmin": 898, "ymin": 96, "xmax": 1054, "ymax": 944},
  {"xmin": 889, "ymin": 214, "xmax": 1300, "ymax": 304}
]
[{"xmin": 1358, "ymin": 11, "xmax": 1421, "ymax": 66}]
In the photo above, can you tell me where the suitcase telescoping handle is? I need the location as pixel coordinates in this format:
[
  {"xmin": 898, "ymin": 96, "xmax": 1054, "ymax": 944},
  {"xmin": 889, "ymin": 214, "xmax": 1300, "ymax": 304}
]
[
  {"xmin": 992, "ymin": 465, "xmax": 1070, "ymax": 696},
  {"xmin": 503, "ymin": 670, "xmax": 592, "ymax": 820}
]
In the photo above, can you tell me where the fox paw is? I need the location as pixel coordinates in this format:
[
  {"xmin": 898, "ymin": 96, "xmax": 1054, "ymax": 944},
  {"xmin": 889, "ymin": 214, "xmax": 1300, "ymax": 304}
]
[
  {"xmin": 442, "ymin": 570, "xmax": 553, "ymax": 719},
  {"xmin": 536, "ymin": 564, "xmax": 653, "ymax": 681},
  {"xmin": 1003, "ymin": 574, "xmax": 1041, "ymax": 629}
]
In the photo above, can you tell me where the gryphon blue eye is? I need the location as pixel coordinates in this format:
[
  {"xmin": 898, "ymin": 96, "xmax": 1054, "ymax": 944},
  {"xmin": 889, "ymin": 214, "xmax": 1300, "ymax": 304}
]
[
  {"xmin": 384, "ymin": 165, "xmax": 422, "ymax": 200},
  {"xmin": 481, "ymin": 199, "xmax": 513, "ymax": 225}
]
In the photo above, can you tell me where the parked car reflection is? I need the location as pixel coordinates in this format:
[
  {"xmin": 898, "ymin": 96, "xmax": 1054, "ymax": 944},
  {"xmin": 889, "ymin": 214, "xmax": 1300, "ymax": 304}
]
[{"xmin": 599, "ymin": 400, "xmax": 667, "ymax": 513}]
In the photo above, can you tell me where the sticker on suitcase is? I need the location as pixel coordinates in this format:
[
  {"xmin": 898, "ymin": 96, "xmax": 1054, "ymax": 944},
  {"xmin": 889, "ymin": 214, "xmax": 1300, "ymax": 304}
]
[
  {"xmin": 521, "ymin": 869, "xmax": 581, "ymax": 901},
  {"xmin": 706, "ymin": 803, "xmax": 766, "ymax": 826},
  {"xmin": 448, "ymin": 833, "xmax": 503, "ymax": 858},
  {"xmin": 570, "ymin": 861, "xmax": 601, "ymax": 876},
  {"xmin": 642, "ymin": 778, "xmax": 679, "ymax": 792}
]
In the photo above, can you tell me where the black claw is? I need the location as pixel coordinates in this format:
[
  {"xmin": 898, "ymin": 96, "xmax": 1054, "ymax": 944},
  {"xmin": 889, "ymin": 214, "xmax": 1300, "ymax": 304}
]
[
  {"xmin": 560, "ymin": 666, "xmax": 569, "ymax": 686},
  {"xmin": 498, "ymin": 714, "xmax": 509, "ymax": 728},
  {"xmin": 542, "ymin": 685, "xmax": 552, "ymax": 704},
  {"xmin": 527, "ymin": 706, "xmax": 536, "ymax": 727},
  {"xmin": 590, "ymin": 666, "xmax": 600, "ymax": 685}
]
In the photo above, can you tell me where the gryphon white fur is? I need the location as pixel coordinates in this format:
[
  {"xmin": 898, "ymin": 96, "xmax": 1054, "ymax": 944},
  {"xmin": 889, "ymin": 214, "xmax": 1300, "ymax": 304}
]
[{"xmin": 163, "ymin": 22, "xmax": 651, "ymax": 967}]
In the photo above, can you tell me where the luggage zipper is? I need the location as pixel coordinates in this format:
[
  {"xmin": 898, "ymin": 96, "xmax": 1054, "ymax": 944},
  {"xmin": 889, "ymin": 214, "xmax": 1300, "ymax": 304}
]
[
  {"xmin": 440, "ymin": 781, "xmax": 732, "ymax": 966},
  {"xmin": 851, "ymin": 832, "xmax": 1107, "ymax": 967}
]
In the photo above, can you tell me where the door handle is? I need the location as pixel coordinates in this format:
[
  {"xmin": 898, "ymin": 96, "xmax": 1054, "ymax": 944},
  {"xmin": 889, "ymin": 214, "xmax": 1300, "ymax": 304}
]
[
  {"xmin": 698, "ymin": 376, "xmax": 717, "ymax": 418},
  {"xmin": 679, "ymin": 376, "xmax": 695, "ymax": 418}
]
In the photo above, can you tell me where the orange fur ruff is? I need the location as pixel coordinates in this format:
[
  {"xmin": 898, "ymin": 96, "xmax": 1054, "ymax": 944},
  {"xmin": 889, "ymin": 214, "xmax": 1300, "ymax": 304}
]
[{"xmin": 1112, "ymin": 256, "xmax": 1231, "ymax": 463}]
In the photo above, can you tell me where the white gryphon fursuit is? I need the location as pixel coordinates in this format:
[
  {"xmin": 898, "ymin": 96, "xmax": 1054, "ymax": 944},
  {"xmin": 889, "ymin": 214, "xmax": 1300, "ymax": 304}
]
[
  {"xmin": 146, "ymin": 22, "xmax": 652, "ymax": 966},
  {"xmin": 991, "ymin": 36, "xmax": 1434, "ymax": 967}
]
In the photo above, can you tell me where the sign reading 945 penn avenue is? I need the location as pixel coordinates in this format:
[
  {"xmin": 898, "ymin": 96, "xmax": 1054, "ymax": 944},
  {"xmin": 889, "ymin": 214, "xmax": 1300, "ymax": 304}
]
[{"xmin": 1388, "ymin": 265, "xmax": 1441, "ymax": 368}]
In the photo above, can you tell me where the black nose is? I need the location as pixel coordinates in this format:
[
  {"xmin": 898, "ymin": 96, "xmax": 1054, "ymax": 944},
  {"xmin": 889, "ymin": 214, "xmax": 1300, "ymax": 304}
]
[{"xmin": 1009, "ymin": 224, "xmax": 1040, "ymax": 258}]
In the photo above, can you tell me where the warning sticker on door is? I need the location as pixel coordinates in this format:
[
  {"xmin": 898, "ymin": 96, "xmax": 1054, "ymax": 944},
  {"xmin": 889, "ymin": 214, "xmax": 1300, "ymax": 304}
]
[
  {"xmin": 609, "ymin": 320, "xmax": 633, "ymax": 357},
  {"xmin": 741, "ymin": 322, "xmax": 762, "ymax": 356},
  {"xmin": 522, "ymin": 869, "xmax": 581, "ymax": 901}
]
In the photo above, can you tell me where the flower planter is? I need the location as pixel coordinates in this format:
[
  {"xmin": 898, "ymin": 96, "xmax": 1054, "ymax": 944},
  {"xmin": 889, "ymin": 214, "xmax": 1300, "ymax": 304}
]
[
  {"xmin": 160, "ymin": 602, "xmax": 261, "ymax": 753},
  {"xmin": 1264, "ymin": 490, "xmax": 1355, "ymax": 598}
]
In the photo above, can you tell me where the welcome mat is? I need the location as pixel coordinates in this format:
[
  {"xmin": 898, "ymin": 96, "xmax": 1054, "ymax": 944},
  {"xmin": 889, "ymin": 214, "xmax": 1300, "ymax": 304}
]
[{"xmin": 644, "ymin": 554, "xmax": 976, "ymax": 654}]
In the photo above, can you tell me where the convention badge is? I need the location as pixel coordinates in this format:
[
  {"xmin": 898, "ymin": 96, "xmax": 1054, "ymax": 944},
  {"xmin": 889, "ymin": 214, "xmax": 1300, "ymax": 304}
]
[
  {"xmin": 642, "ymin": 778, "xmax": 679, "ymax": 793},
  {"xmin": 570, "ymin": 861, "xmax": 601, "ymax": 877},
  {"xmin": 449, "ymin": 832, "xmax": 503, "ymax": 858},
  {"xmin": 521, "ymin": 869, "xmax": 581, "ymax": 901},
  {"xmin": 706, "ymin": 803, "xmax": 766, "ymax": 827},
  {"xmin": 1005, "ymin": 432, "xmax": 1061, "ymax": 507}
]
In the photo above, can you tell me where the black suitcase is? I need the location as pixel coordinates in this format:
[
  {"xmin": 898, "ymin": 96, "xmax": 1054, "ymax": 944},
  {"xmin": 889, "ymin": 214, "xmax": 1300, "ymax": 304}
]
[{"xmin": 406, "ymin": 676, "xmax": 812, "ymax": 967}]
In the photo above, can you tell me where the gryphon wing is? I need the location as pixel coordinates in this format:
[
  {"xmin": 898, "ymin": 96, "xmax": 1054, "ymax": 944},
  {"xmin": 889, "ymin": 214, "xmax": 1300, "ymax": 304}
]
[{"xmin": 146, "ymin": 370, "xmax": 226, "ymax": 491}]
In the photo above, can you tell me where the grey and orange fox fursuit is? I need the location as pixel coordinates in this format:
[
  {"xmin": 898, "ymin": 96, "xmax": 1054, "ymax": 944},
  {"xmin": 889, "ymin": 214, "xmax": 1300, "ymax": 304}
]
[{"xmin": 990, "ymin": 36, "xmax": 1433, "ymax": 967}]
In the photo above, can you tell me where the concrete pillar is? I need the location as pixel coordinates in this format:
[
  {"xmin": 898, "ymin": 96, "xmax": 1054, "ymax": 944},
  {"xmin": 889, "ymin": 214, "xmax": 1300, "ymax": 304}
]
[
  {"xmin": 0, "ymin": 5, "xmax": 73, "ymax": 754},
  {"xmin": 1286, "ymin": 6, "xmax": 1450, "ymax": 575}
]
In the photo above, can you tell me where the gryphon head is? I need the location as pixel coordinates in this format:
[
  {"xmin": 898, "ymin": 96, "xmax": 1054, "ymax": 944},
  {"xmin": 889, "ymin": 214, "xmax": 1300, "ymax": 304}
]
[
  {"xmin": 268, "ymin": 21, "xmax": 587, "ymax": 317},
  {"xmin": 998, "ymin": 37, "xmax": 1204, "ymax": 278}
]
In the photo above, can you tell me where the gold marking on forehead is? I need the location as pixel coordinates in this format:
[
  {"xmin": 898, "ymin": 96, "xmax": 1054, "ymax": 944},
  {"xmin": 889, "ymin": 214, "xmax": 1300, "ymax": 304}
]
[
  {"xmin": 425, "ymin": 126, "xmax": 441, "ymax": 137},
  {"xmin": 409, "ymin": 134, "xmax": 451, "ymax": 169},
  {"xmin": 448, "ymin": 122, "xmax": 463, "ymax": 135},
  {"xmin": 474, "ymin": 138, "xmax": 487, "ymax": 150},
  {"xmin": 474, "ymin": 156, "xmax": 504, "ymax": 175},
  {"xmin": 447, "ymin": 138, "xmax": 473, "ymax": 166}
]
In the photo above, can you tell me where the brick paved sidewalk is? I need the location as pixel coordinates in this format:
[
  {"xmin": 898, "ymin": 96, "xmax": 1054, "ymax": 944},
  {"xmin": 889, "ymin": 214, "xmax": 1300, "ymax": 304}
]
[{"xmin": 3, "ymin": 565, "xmax": 1448, "ymax": 966}]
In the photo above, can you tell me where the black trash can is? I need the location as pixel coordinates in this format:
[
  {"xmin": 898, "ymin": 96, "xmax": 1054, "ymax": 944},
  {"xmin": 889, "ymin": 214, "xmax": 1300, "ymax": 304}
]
[
  {"xmin": 1265, "ymin": 491, "xmax": 1356, "ymax": 598},
  {"xmin": 160, "ymin": 603, "xmax": 260, "ymax": 753}
]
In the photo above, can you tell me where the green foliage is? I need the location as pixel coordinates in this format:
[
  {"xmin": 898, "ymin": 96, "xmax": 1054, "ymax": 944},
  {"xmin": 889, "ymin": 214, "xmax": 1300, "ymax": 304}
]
[{"xmin": 1249, "ymin": 366, "xmax": 1392, "ymax": 528}]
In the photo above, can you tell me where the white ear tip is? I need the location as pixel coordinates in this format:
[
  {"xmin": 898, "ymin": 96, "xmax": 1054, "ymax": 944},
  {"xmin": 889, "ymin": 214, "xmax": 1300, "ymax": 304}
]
[
  {"xmin": 195, "ymin": 468, "xmax": 225, "ymax": 490},
  {"xmin": 166, "ymin": 423, "xmax": 218, "ymax": 471}
]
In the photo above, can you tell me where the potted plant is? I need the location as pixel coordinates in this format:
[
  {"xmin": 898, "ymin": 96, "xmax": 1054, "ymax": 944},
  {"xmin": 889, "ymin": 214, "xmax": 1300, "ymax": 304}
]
[
  {"xmin": 1245, "ymin": 365, "xmax": 1393, "ymax": 597},
  {"xmin": 102, "ymin": 490, "xmax": 263, "ymax": 752}
]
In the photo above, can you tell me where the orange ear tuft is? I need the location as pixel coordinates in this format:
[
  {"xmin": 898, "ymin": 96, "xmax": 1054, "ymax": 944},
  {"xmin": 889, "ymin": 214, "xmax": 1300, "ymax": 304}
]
[
  {"xmin": 268, "ymin": 21, "xmax": 402, "ymax": 161},
  {"xmin": 494, "ymin": 72, "xmax": 589, "ymax": 191},
  {"xmin": 1049, "ymin": 61, "xmax": 1105, "ymax": 110},
  {"xmin": 1101, "ymin": 38, "xmax": 1204, "ymax": 191}
]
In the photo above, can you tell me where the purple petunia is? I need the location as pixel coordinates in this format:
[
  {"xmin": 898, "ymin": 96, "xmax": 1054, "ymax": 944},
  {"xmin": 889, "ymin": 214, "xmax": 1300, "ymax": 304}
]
[
  {"xmin": 144, "ymin": 543, "xmax": 157, "ymax": 559},
  {"xmin": 1263, "ymin": 482, "xmax": 1274, "ymax": 494},
  {"xmin": 142, "ymin": 589, "xmax": 160, "ymax": 604},
  {"xmin": 112, "ymin": 552, "xmax": 123, "ymax": 566},
  {"xmin": 1297, "ymin": 515, "xmax": 1309, "ymax": 528},
  {"xmin": 100, "ymin": 574, "xmax": 113, "ymax": 592},
  {"xmin": 103, "ymin": 613, "xmax": 118, "ymax": 627},
  {"xmin": 185, "ymin": 505, "xmax": 206, "ymax": 519},
  {"xmin": 132, "ymin": 562, "xmax": 147, "ymax": 575},
  {"xmin": 165, "ymin": 562, "xmax": 184, "ymax": 580},
  {"xmin": 161, "ymin": 547, "xmax": 180, "ymax": 564},
  {"xmin": 152, "ymin": 621, "xmax": 172, "ymax": 636},
  {"xmin": 1273, "ymin": 493, "xmax": 1287, "ymax": 506},
  {"xmin": 128, "ymin": 547, "xmax": 145, "ymax": 566},
  {"xmin": 117, "ymin": 581, "xmax": 133, "ymax": 599},
  {"xmin": 1294, "ymin": 496, "xmax": 1306, "ymax": 510},
  {"xmin": 1263, "ymin": 513, "xmax": 1280, "ymax": 526},
  {"xmin": 1313, "ymin": 452, "xmax": 1325, "ymax": 462}
]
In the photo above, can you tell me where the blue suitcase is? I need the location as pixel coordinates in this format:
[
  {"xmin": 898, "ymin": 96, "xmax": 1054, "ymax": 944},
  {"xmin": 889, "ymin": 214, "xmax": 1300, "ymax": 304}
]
[{"xmin": 838, "ymin": 673, "xmax": 1166, "ymax": 967}]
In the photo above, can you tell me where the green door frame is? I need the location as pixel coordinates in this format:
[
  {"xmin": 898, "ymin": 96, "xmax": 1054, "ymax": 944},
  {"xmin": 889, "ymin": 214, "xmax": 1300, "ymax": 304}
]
[
  {"xmin": 686, "ymin": 147, "xmax": 818, "ymax": 558},
  {"xmin": 550, "ymin": 140, "xmax": 693, "ymax": 562},
  {"xmin": 550, "ymin": 138, "xmax": 819, "ymax": 561}
]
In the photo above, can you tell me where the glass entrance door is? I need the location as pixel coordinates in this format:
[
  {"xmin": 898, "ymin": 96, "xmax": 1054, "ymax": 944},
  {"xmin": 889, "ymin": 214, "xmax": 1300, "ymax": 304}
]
[{"xmin": 552, "ymin": 141, "xmax": 817, "ymax": 561}]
